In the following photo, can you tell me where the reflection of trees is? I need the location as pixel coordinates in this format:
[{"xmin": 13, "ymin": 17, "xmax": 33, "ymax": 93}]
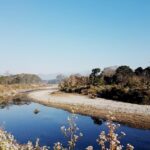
[
  {"xmin": 0, "ymin": 104, "xmax": 7, "ymax": 109},
  {"xmin": 91, "ymin": 117, "xmax": 104, "ymax": 125},
  {"xmin": 0, "ymin": 100, "xmax": 30, "ymax": 109}
]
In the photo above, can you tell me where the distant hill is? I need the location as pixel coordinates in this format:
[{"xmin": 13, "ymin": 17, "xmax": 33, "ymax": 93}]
[
  {"xmin": 38, "ymin": 71, "xmax": 90, "ymax": 81},
  {"xmin": 38, "ymin": 73, "xmax": 59, "ymax": 80},
  {"xmin": 0, "ymin": 74, "xmax": 42, "ymax": 84},
  {"xmin": 48, "ymin": 74, "xmax": 66, "ymax": 84}
]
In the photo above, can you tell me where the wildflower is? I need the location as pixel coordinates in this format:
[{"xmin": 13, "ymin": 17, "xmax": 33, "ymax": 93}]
[
  {"xmin": 121, "ymin": 132, "xmax": 126, "ymax": 136},
  {"xmin": 127, "ymin": 144, "xmax": 134, "ymax": 150},
  {"xmin": 79, "ymin": 132, "xmax": 83, "ymax": 137},
  {"xmin": 86, "ymin": 146, "xmax": 93, "ymax": 150},
  {"xmin": 35, "ymin": 138, "xmax": 40, "ymax": 148},
  {"xmin": 61, "ymin": 113, "xmax": 83, "ymax": 150},
  {"xmin": 97, "ymin": 116, "xmax": 134, "ymax": 150},
  {"xmin": 61, "ymin": 126, "xmax": 65, "ymax": 131},
  {"xmin": 53, "ymin": 142, "xmax": 63, "ymax": 150},
  {"xmin": 0, "ymin": 129, "xmax": 49, "ymax": 150}
]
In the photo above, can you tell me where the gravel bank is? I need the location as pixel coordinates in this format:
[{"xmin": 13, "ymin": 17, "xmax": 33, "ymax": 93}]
[{"xmin": 27, "ymin": 86, "xmax": 150, "ymax": 129}]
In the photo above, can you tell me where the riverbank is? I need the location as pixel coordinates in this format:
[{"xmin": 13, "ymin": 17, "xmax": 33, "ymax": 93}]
[
  {"xmin": 27, "ymin": 86, "xmax": 150, "ymax": 129},
  {"xmin": 0, "ymin": 84, "xmax": 49, "ymax": 105}
]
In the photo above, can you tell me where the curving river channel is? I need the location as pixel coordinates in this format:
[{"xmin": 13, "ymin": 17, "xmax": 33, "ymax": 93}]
[{"xmin": 0, "ymin": 102, "xmax": 150, "ymax": 150}]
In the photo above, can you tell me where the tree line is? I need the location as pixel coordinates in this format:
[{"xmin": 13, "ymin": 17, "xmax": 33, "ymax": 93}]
[
  {"xmin": 0, "ymin": 74, "xmax": 42, "ymax": 84},
  {"xmin": 59, "ymin": 66, "xmax": 150, "ymax": 105}
]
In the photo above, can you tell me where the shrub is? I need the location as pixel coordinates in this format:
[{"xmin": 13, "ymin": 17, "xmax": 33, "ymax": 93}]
[{"xmin": 59, "ymin": 66, "xmax": 150, "ymax": 105}]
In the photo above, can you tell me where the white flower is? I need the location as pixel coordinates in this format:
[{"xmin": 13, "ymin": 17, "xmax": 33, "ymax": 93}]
[{"xmin": 86, "ymin": 146, "xmax": 93, "ymax": 150}]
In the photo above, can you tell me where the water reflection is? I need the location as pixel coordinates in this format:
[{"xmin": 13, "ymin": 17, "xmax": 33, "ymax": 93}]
[
  {"xmin": 0, "ymin": 102, "xmax": 150, "ymax": 150},
  {"xmin": 91, "ymin": 117, "xmax": 104, "ymax": 125},
  {"xmin": 0, "ymin": 99, "xmax": 31, "ymax": 109}
]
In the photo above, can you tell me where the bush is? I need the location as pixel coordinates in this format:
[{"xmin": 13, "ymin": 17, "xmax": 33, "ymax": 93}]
[
  {"xmin": 59, "ymin": 66, "xmax": 150, "ymax": 105},
  {"xmin": 97, "ymin": 86, "xmax": 150, "ymax": 104}
]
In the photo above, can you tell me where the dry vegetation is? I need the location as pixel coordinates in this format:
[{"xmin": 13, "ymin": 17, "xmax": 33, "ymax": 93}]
[
  {"xmin": 0, "ymin": 73, "xmax": 45, "ymax": 104},
  {"xmin": 59, "ymin": 66, "xmax": 150, "ymax": 105},
  {"xmin": 0, "ymin": 84, "xmax": 47, "ymax": 105}
]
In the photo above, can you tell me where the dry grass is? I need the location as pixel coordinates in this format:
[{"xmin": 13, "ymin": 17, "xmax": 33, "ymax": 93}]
[{"xmin": 0, "ymin": 84, "xmax": 47, "ymax": 104}]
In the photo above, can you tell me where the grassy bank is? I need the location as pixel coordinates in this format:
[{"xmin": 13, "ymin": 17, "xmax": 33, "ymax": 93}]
[{"xmin": 0, "ymin": 84, "xmax": 47, "ymax": 105}]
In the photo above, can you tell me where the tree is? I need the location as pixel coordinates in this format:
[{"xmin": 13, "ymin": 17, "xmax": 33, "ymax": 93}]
[
  {"xmin": 143, "ymin": 67, "xmax": 150, "ymax": 78},
  {"xmin": 116, "ymin": 66, "xmax": 133, "ymax": 76},
  {"xmin": 91, "ymin": 68, "xmax": 101, "ymax": 76},
  {"xmin": 89, "ymin": 68, "xmax": 101, "ymax": 85},
  {"xmin": 135, "ymin": 67, "xmax": 143, "ymax": 76},
  {"xmin": 114, "ymin": 66, "xmax": 134, "ymax": 85}
]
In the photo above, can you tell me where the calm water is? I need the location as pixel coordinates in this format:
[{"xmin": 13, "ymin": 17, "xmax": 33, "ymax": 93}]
[{"xmin": 0, "ymin": 102, "xmax": 150, "ymax": 150}]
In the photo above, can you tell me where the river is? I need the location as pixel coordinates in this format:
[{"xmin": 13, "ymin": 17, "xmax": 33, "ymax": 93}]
[{"xmin": 0, "ymin": 102, "xmax": 150, "ymax": 150}]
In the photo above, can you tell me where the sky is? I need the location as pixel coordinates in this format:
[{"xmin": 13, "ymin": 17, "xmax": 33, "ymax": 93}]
[{"xmin": 0, "ymin": 0, "xmax": 150, "ymax": 74}]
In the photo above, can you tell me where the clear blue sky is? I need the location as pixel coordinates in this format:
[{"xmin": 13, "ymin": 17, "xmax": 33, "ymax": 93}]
[{"xmin": 0, "ymin": 0, "xmax": 150, "ymax": 74}]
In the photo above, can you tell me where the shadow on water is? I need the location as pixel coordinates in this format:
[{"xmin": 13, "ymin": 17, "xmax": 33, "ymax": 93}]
[
  {"xmin": 91, "ymin": 116, "xmax": 105, "ymax": 126},
  {"xmin": 0, "ymin": 98, "xmax": 31, "ymax": 109}
]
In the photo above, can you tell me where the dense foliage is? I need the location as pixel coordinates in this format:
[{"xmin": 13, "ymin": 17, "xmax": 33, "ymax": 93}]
[
  {"xmin": 0, "ymin": 74, "xmax": 42, "ymax": 84},
  {"xmin": 59, "ymin": 66, "xmax": 150, "ymax": 104}
]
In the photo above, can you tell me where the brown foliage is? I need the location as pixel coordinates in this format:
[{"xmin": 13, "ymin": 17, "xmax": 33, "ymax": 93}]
[{"xmin": 59, "ymin": 66, "xmax": 150, "ymax": 105}]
